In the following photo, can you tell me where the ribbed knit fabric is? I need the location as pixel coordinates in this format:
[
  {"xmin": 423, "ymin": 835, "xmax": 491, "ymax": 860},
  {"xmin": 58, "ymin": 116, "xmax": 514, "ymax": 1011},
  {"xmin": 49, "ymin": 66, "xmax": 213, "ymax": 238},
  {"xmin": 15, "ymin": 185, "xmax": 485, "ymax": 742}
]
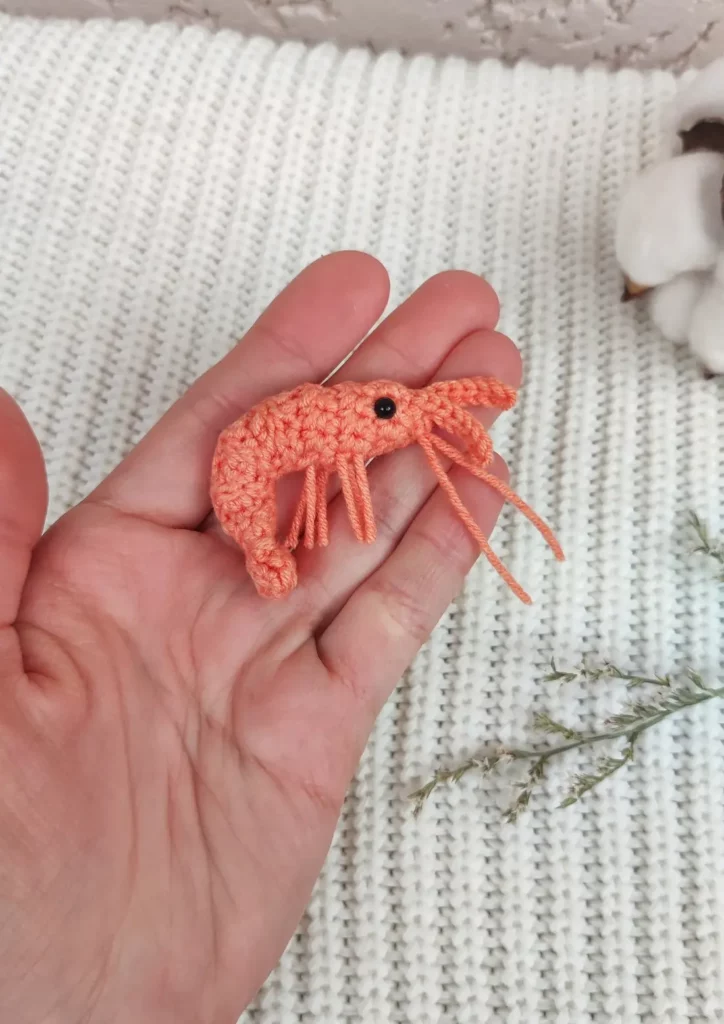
[{"xmin": 1, "ymin": 16, "xmax": 724, "ymax": 1023}]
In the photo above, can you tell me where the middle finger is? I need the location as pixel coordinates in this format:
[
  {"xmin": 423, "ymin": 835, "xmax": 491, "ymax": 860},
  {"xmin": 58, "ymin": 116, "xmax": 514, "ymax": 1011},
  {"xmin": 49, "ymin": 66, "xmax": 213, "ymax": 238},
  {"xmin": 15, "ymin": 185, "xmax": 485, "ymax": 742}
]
[
  {"xmin": 289, "ymin": 325, "xmax": 522, "ymax": 628},
  {"xmin": 203, "ymin": 270, "xmax": 503, "ymax": 542}
]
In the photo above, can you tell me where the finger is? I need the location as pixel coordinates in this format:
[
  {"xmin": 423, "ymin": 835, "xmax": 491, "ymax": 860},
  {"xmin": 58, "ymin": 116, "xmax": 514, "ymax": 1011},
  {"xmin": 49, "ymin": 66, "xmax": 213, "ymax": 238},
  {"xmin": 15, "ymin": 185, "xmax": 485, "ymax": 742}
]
[
  {"xmin": 317, "ymin": 452, "xmax": 510, "ymax": 764},
  {"xmin": 202, "ymin": 270, "xmax": 503, "ymax": 542},
  {"xmin": 291, "ymin": 327, "xmax": 521, "ymax": 624},
  {"xmin": 89, "ymin": 252, "xmax": 390, "ymax": 527},
  {"xmin": 0, "ymin": 389, "xmax": 48, "ymax": 633},
  {"xmin": 332, "ymin": 269, "xmax": 500, "ymax": 384}
]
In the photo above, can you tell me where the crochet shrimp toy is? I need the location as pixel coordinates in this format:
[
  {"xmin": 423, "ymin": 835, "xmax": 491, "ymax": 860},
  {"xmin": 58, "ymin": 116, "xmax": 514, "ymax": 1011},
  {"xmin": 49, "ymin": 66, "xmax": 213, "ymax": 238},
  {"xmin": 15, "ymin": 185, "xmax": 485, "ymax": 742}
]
[{"xmin": 210, "ymin": 377, "xmax": 563, "ymax": 603}]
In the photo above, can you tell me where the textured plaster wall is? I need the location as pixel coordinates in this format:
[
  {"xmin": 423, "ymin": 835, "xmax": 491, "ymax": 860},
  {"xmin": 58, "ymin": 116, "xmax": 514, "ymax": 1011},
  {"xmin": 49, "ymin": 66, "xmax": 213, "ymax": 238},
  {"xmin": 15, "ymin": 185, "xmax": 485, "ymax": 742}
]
[{"xmin": 3, "ymin": 0, "xmax": 724, "ymax": 69}]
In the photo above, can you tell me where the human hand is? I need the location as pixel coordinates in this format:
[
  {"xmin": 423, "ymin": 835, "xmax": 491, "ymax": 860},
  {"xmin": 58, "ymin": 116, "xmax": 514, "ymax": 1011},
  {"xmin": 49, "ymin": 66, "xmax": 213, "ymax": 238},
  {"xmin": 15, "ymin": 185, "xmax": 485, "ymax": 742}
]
[{"xmin": 0, "ymin": 252, "xmax": 521, "ymax": 1023}]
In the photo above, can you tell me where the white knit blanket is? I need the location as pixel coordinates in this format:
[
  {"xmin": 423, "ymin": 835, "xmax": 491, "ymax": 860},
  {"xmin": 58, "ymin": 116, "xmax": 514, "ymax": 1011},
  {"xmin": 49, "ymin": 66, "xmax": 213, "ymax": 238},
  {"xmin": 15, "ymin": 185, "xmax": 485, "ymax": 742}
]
[{"xmin": 2, "ymin": 17, "xmax": 723, "ymax": 1023}]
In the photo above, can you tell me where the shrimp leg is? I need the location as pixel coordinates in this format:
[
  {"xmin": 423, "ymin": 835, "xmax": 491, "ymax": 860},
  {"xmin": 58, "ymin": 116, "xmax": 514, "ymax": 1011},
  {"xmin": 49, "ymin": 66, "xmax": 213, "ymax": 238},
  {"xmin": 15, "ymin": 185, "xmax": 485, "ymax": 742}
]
[
  {"xmin": 303, "ymin": 463, "xmax": 317, "ymax": 549},
  {"xmin": 287, "ymin": 465, "xmax": 331, "ymax": 550},
  {"xmin": 315, "ymin": 467, "xmax": 330, "ymax": 546},
  {"xmin": 337, "ymin": 459, "xmax": 364, "ymax": 542},
  {"xmin": 352, "ymin": 454, "xmax": 376, "ymax": 543},
  {"xmin": 286, "ymin": 472, "xmax": 308, "ymax": 550}
]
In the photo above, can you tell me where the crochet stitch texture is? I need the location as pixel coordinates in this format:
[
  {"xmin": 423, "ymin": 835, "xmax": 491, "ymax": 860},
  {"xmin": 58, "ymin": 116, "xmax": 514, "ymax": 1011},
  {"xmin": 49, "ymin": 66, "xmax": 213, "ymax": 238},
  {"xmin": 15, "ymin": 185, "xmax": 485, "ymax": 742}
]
[
  {"xmin": 210, "ymin": 375, "xmax": 561, "ymax": 602},
  {"xmin": 1, "ymin": 16, "xmax": 723, "ymax": 1022}
]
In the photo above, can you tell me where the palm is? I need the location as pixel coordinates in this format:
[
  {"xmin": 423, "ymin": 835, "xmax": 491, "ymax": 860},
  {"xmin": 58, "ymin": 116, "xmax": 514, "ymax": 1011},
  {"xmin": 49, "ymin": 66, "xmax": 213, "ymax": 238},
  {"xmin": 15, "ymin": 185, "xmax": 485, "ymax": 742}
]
[{"xmin": 0, "ymin": 254, "xmax": 520, "ymax": 1024}]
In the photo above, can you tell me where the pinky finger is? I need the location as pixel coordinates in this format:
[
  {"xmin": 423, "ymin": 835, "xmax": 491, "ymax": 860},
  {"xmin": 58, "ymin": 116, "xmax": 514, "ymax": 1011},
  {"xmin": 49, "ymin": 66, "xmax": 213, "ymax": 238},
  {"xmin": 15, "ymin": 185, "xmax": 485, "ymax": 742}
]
[{"xmin": 317, "ymin": 454, "xmax": 509, "ymax": 748}]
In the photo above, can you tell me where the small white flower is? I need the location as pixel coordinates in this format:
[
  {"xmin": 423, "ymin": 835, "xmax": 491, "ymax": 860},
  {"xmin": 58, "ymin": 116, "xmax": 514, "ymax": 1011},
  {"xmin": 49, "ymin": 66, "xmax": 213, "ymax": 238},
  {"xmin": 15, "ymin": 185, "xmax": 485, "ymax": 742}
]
[
  {"xmin": 617, "ymin": 58, "xmax": 724, "ymax": 376},
  {"xmin": 648, "ymin": 271, "xmax": 709, "ymax": 344},
  {"xmin": 615, "ymin": 151, "xmax": 724, "ymax": 291}
]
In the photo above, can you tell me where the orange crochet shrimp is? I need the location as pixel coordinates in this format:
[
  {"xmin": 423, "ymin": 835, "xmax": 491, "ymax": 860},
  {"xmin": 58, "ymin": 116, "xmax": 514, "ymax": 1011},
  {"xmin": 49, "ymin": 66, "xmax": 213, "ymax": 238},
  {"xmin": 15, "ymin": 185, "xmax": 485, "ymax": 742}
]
[{"xmin": 210, "ymin": 377, "xmax": 563, "ymax": 603}]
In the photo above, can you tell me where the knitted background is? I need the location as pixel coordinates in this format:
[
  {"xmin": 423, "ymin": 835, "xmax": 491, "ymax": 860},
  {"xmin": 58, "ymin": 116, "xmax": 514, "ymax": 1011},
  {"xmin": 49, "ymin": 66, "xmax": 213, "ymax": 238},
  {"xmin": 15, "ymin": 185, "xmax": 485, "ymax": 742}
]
[{"xmin": 2, "ymin": 16, "xmax": 724, "ymax": 1023}]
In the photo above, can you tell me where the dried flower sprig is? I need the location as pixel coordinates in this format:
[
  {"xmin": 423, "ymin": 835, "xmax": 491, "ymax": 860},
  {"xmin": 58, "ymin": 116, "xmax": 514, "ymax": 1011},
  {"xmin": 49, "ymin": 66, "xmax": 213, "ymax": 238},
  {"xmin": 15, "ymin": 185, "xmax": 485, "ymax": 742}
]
[
  {"xmin": 410, "ymin": 513, "xmax": 724, "ymax": 820},
  {"xmin": 546, "ymin": 658, "xmax": 672, "ymax": 688},
  {"xmin": 410, "ymin": 670, "xmax": 724, "ymax": 819},
  {"xmin": 689, "ymin": 510, "xmax": 724, "ymax": 578}
]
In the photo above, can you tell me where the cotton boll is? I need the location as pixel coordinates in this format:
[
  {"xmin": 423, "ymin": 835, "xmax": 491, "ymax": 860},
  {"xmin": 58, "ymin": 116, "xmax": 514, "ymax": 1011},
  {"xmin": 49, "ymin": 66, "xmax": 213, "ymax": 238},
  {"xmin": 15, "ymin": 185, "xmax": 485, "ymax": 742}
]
[
  {"xmin": 616, "ymin": 151, "xmax": 724, "ymax": 290},
  {"xmin": 671, "ymin": 58, "xmax": 724, "ymax": 135},
  {"xmin": 687, "ymin": 271, "xmax": 724, "ymax": 375},
  {"xmin": 648, "ymin": 271, "xmax": 709, "ymax": 344}
]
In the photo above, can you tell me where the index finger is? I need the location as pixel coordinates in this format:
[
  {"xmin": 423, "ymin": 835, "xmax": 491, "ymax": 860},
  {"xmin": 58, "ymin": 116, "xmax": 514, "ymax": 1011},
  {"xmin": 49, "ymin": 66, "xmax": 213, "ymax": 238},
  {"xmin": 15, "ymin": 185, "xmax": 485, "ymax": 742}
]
[{"xmin": 88, "ymin": 251, "xmax": 390, "ymax": 527}]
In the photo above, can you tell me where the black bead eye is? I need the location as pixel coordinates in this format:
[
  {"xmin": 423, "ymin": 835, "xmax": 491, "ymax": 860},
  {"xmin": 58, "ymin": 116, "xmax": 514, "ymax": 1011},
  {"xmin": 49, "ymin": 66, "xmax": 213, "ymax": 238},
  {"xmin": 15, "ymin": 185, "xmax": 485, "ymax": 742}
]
[{"xmin": 374, "ymin": 396, "xmax": 397, "ymax": 419}]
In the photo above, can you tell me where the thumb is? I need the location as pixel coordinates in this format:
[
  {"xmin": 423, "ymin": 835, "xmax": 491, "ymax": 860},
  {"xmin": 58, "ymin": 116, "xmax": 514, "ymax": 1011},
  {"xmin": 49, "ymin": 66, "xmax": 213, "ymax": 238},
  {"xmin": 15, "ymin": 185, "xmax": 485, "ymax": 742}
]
[{"xmin": 0, "ymin": 389, "xmax": 48, "ymax": 630}]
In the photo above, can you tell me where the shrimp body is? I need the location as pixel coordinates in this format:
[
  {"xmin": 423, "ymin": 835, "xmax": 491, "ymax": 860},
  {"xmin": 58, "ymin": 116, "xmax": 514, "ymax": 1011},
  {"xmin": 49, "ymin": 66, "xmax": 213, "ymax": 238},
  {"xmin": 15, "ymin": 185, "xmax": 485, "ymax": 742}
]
[{"xmin": 210, "ymin": 377, "xmax": 563, "ymax": 601}]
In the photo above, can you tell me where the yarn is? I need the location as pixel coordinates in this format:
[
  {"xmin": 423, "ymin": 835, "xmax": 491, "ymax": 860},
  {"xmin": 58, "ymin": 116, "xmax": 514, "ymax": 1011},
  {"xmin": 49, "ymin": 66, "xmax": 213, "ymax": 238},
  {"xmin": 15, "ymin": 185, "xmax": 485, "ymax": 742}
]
[{"xmin": 210, "ymin": 376, "xmax": 563, "ymax": 603}]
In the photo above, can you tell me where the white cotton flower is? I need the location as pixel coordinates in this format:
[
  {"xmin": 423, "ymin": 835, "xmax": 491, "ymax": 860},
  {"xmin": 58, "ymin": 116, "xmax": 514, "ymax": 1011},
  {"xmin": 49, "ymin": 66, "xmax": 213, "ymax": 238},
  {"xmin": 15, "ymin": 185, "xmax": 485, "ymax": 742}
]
[
  {"xmin": 615, "ymin": 151, "xmax": 724, "ymax": 290},
  {"xmin": 687, "ymin": 256, "xmax": 724, "ymax": 375},
  {"xmin": 648, "ymin": 271, "xmax": 710, "ymax": 344},
  {"xmin": 671, "ymin": 57, "xmax": 724, "ymax": 135}
]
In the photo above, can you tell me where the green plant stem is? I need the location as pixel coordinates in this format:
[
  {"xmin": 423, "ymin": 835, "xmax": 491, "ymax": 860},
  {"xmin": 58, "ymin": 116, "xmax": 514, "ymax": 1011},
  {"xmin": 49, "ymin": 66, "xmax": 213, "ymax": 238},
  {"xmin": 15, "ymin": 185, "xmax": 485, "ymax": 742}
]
[
  {"xmin": 517, "ymin": 691, "xmax": 719, "ymax": 759},
  {"xmin": 546, "ymin": 660, "xmax": 672, "ymax": 688},
  {"xmin": 411, "ymin": 683, "xmax": 724, "ymax": 815},
  {"xmin": 412, "ymin": 515, "xmax": 724, "ymax": 819},
  {"xmin": 689, "ymin": 511, "xmax": 724, "ymax": 573}
]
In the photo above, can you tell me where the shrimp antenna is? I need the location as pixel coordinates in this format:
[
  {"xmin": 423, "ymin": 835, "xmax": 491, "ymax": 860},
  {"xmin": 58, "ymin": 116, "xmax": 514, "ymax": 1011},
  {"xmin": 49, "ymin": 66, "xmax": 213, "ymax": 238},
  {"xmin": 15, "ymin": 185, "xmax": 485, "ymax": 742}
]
[
  {"xmin": 429, "ymin": 434, "xmax": 564, "ymax": 561},
  {"xmin": 418, "ymin": 435, "xmax": 564, "ymax": 604}
]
